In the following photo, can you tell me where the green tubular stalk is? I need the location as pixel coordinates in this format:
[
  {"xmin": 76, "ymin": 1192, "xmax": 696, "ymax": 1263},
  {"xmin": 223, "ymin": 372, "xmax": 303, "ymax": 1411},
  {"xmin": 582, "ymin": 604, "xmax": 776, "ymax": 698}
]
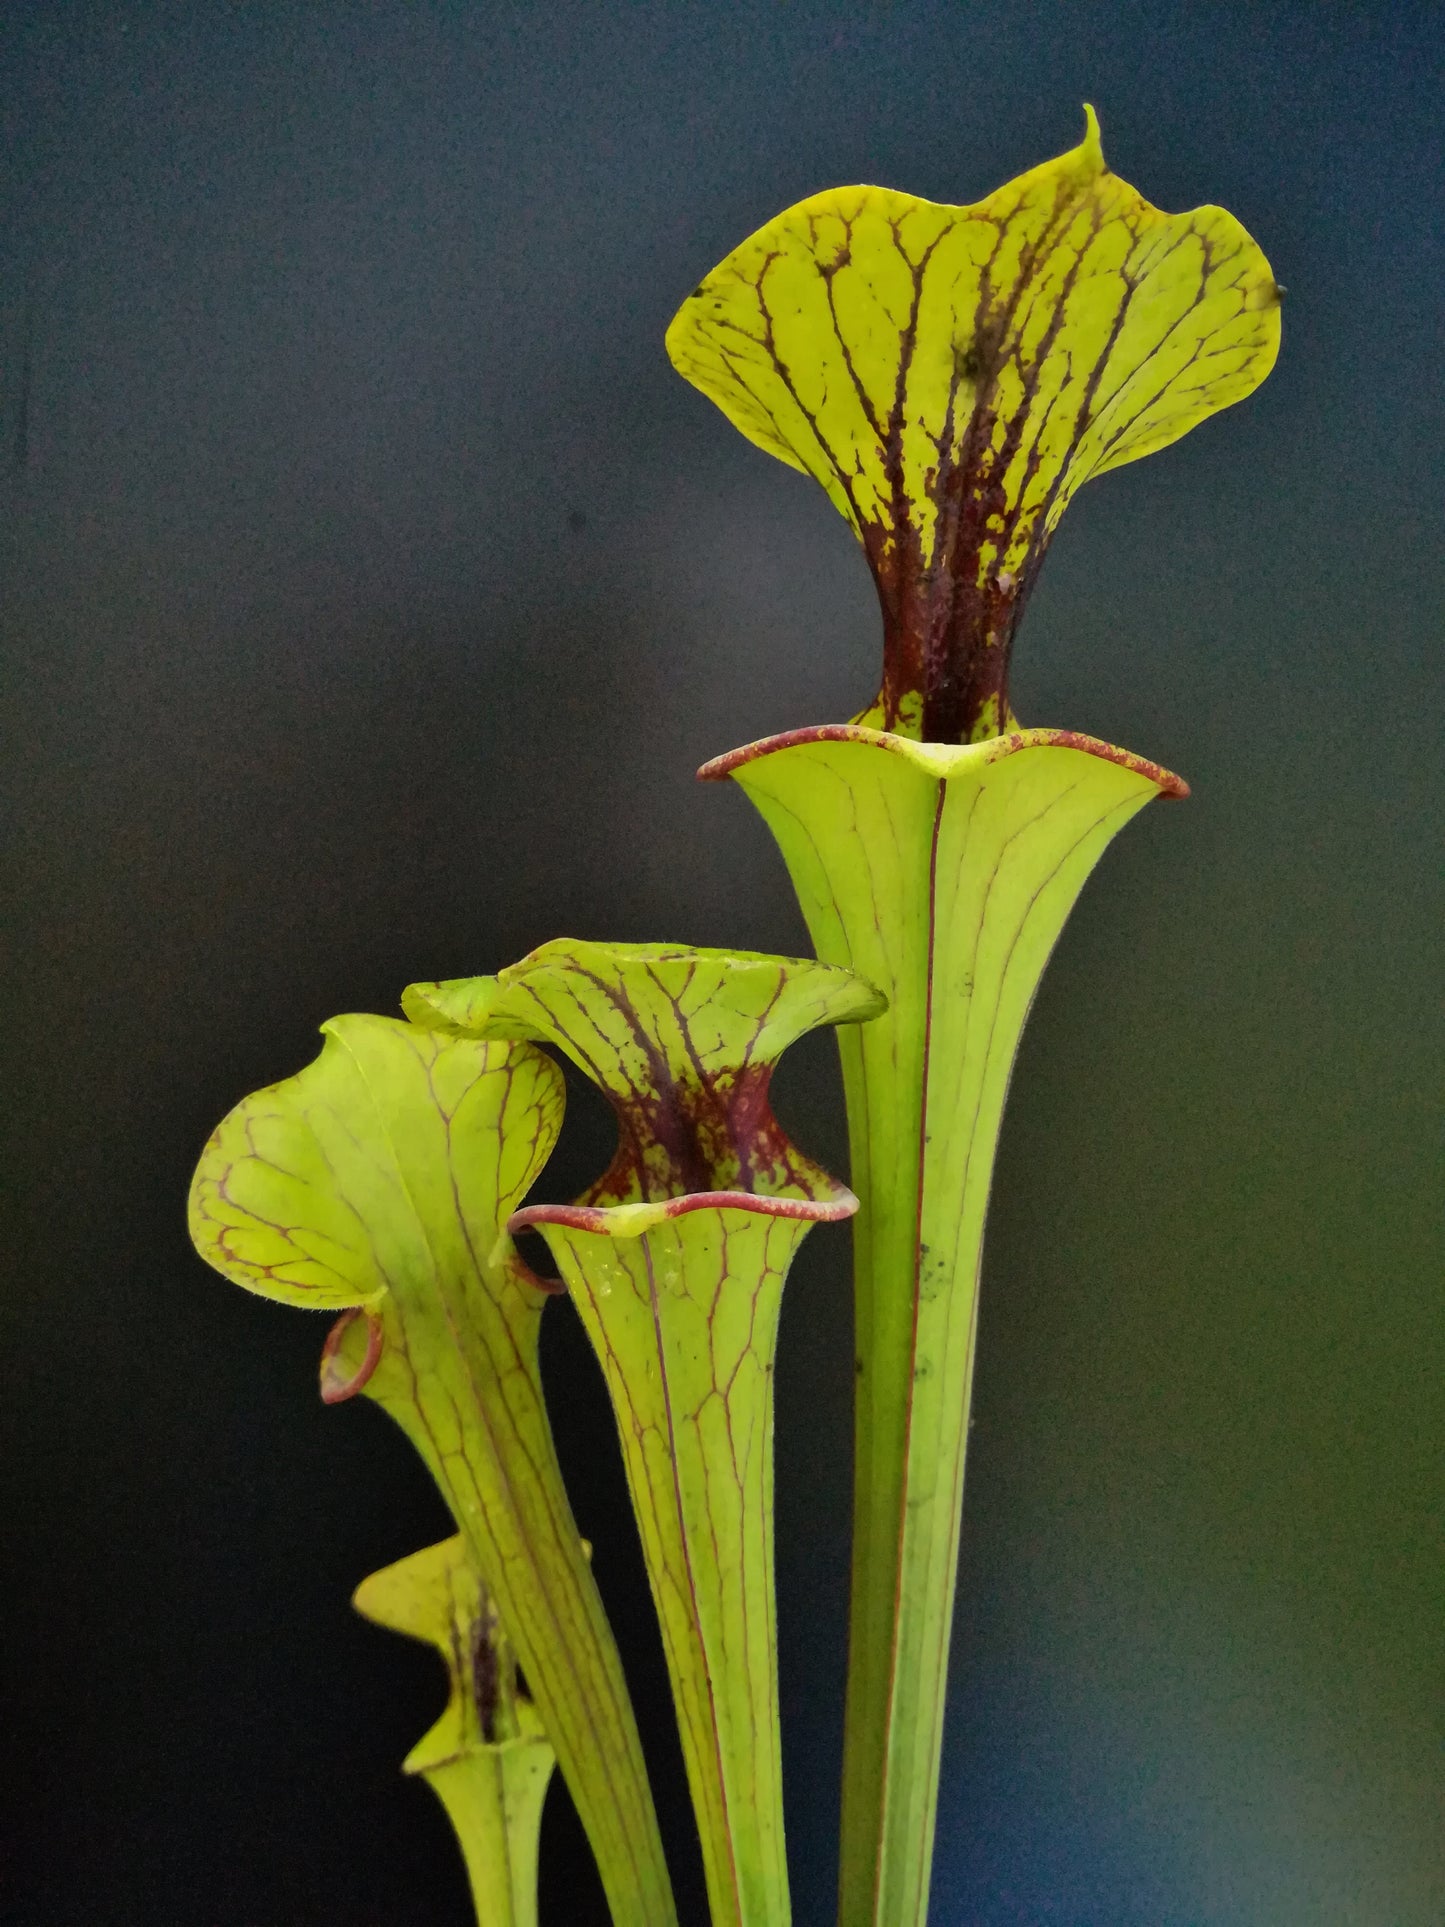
[
  {"xmin": 354, "ymin": 1537, "xmax": 555, "ymax": 1927},
  {"xmin": 407, "ymin": 940, "xmax": 886, "ymax": 1927},
  {"xmin": 189, "ymin": 1017, "xmax": 676, "ymax": 1926},
  {"xmin": 520, "ymin": 1194, "xmax": 840, "ymax": 1927},
  {"xmin": 701, "ymin": 725, "xmax": 1186, "ymax": 1925}
]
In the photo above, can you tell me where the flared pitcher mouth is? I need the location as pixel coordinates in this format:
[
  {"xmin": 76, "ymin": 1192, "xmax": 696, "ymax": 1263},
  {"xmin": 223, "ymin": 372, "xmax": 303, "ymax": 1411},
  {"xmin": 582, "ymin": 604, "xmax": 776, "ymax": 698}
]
[
  {"xmin": 509, "ymin": 1185, "xmax": 859, "ymax": 1241},
  {"xmin": 699, "ymin": 722, "xmax": 1189, "ymax": 799}
]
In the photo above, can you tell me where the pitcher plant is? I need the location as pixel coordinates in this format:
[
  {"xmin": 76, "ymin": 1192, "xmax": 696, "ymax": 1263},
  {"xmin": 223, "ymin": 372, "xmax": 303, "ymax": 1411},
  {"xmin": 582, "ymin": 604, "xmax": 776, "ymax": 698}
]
[{"xmin": 188, "ymin": 109, "xmax": 1278, "ymax": 1924}]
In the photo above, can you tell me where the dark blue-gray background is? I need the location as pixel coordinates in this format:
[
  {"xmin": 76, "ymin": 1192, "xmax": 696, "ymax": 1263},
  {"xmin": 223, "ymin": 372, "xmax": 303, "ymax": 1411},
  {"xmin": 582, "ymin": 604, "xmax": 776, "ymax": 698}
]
[{"xmin": 2, "ymin": 4, "xmax": 1440, "ymax": 1922}]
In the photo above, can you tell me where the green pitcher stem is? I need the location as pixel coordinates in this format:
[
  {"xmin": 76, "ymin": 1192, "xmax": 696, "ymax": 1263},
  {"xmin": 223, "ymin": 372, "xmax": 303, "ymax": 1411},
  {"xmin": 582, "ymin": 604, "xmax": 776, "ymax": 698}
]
[
  {"xmin": 519, "ymin": 1196, "xmax": 842, "ymax": 1927},
  {"xmin": 703, "ymin": 724, "xmax": 1186, "ymax": 1926},
  {"xmin": 435, "ymin": 1743, "xmax": 552, "ymax": 1927}
]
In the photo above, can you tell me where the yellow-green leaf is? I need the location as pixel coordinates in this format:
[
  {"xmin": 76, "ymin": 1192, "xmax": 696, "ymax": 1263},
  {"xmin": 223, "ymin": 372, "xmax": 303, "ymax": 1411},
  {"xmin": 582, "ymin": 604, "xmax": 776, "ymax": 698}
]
[
  {"xmin": 668, "ymin": 107, "xmax": 1281, "ymax": 741},
  {"xmin": 354, "ymin": 1536, "xmax": 553, "ymax": 1927},
  {"xmin": 189, "ymin": 1016, "xmax": 677, "ymax": 1926},
  {"xmin": 423, "ymin": 942, "xmax": 880, "ymax": 1927},
  {"xmin": 406, "ymin": 938, "xmax": 884, "ymax": 1206}
]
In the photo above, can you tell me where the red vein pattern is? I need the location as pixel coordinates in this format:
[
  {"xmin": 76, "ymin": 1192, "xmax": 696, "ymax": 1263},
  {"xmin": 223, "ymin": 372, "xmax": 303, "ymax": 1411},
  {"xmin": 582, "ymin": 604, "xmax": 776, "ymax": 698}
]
[
  {"xmin": 668, "ymin": 109, "xmax": 1280, "ymax": 742},
  {"xmin": 188, "ymin": 1015, "xmax": 677, "ymax": 1927},
  {"xmin": 704, "ymin": 724, "xmax": 1184, "ymax": 1926},
  {"xmin": 420, "ymin": 941, "xmax": 879, "ymax": 1927},
  {"xmin": 408, "ymin": 940, "xmax": 883, "ymax": 1210}
]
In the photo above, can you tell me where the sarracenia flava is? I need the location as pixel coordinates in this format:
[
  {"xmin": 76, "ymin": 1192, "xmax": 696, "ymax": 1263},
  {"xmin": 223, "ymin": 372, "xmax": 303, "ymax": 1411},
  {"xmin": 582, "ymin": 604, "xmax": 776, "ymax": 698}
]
[
  {"xmin": 352, "ymin": 1536, "xmax": 556, "ymax": 1927},
  {"xmin": 405, "ymin": 941, "xmax": 883, "ymax": 1927},
  {"xmin": 672, "ymin": 105, "xmax": 1279, "ymax": 1927},
  {"xmin": 189, "ymin": 109, "xmax": 1277, "ymax": 1927}
]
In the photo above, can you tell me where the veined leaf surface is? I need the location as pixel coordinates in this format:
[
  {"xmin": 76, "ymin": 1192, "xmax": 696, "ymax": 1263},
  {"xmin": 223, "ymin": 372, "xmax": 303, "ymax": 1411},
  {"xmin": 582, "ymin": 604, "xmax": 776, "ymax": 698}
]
[
  {"xmin": 189, "ymin": 1016, "xmax": 677, "ymax": 1926},
  {"xmin": 703, "ymin": 724, "xmax": 1184, "ymax": 1925},
  {"xmin": 414, "ymin": 941, "xmax": 881, "ymax": 1927},
  {"xmin": 668, "ymin": 108, "xmax": 1281, "ymax": 740}
]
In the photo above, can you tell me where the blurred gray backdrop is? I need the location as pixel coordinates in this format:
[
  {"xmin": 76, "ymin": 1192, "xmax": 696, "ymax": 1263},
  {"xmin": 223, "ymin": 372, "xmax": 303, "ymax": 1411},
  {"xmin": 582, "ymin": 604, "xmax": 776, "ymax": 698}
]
[{"xmin": 2, "ymin": 4, "xmax": 1440, "ymax": 1922}]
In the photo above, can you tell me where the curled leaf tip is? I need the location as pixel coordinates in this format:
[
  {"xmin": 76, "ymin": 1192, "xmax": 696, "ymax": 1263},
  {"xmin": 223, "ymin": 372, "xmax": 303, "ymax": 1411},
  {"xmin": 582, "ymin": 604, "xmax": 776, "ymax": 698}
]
[
  {"xmin": 187, "ymin": 1016, "xmax": 564, "ymax": 1312},
  {"xmin": 668, "ymin": 111, "xmax": 1279, "ymax": 744},
  {"xmin": 319, "ymin": 1305, "xmax": 385, "ymax": 1403}
]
